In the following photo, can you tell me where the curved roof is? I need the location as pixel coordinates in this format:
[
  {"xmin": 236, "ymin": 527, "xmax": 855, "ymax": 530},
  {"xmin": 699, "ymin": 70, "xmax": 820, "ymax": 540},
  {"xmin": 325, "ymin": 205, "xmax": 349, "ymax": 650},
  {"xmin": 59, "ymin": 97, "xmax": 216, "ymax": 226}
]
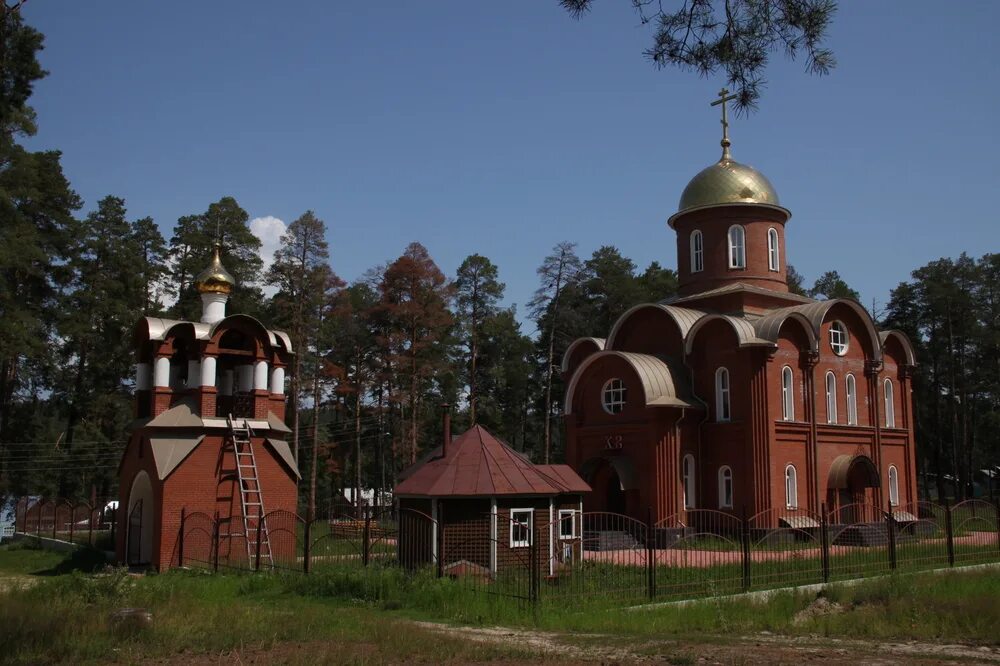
[
  {"xmin": 828, "ymin": 454, "xmax": 880, "ymax": 490},
  {"xmin": 668, "ymin": 157, "xmax": 790, "ymax": 227},
  {"xmin": 564, "ymin": 351, "xmax": 694, "ymax": 415},
  {"xmin": 605, "ymin": 303, "xmax": 706, "ymax": 350},
  {"xmin": 753, "ymin": 308, "xmax": 819, "ymax": 349},
  {"xmin": 879, "ymin": 330, "xmax": 918, "ymax": 366},
  {"xmin": 559, "ymin": 337, "xmax": 605, "ymax": 374},
  {"xmin": 789, "ymin": 299, "xmax": 883, "ymax": 362},
  {"xmin": 683, "ymin": 314, "xmax": 774, "ymax": 355},
  {"xmin": 210, "ymin": 313, "xmax": 279, "ymax": 348}
]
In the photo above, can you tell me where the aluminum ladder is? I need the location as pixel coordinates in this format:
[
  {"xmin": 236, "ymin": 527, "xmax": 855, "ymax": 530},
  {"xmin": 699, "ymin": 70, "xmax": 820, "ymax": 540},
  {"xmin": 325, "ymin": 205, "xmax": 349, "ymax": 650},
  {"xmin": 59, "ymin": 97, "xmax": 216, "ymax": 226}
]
[{"xmin": 227, "ymin": 415, "xmax": 273, "ymax": 569}]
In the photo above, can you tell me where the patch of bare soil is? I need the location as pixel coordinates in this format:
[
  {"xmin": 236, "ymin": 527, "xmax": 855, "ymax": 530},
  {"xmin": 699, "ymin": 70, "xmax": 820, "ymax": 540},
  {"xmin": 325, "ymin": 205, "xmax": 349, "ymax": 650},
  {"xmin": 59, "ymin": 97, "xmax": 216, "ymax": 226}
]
[
  {"xmin": 411, "ymin": 621, "xmax": 1000, "ymax": 664},
  {"xmin": 0, "ymin": 575, "xmax": 35, "ymax": 592}
]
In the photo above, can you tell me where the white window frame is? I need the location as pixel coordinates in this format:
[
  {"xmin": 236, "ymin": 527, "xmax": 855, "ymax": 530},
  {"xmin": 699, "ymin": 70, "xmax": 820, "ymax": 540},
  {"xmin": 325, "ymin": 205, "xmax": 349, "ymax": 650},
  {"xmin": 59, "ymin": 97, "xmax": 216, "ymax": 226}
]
[
  {"xmin": 601, "ymin": 378, "xmax": 627, "ymax": 415},
  {"xmin": 558, "ymin": 509, "xmax": 577, "ymax": 539},
  {"xmin": 718, "ymin": 466, "xmax": 733, "ymax": 509},
  {"xmin": 829, "ymin": 321, "xmax": 849, "ymax": 356},
  {"xmin": 509, "ymin": 508, "xmax": 533, "ymax": 548},
  {"xmin": 825, "ymin": 371, "xmax": 838, "ymax": 424},
  {"xmin": 690, "ymin": 230, "xmax": 704, "ymax": 273},
  {"xmin": 846, "ymin": 374, "xmax": 858, "ymax": 425},
  {"xmin": 715, "ymin": 367, "xmax": 731, "ymax": 422},
  {"xmin": 767, "ymin": 227, "xmax": 780, "ymax": 271},
  {"xmin": 728, "ymin": 225, "xmax": 746, "ymax": 269},
  {"xmin": 884, "ymin": 379, "xmax": 896, "ymax": 428},
  {"xmin": 683, "ymin": 454, "xmax": 696, "ymax": 510},
  {"xmin": 781, "ymin": 366, "xmax": 794, "ymax": 421},
  {"xmin": 785, "ymin": 464, "xmax": 798, "ymax": 509},
  {"xmin": 888, "ymin": 465, "xmax": 899, "ymax": 506}
]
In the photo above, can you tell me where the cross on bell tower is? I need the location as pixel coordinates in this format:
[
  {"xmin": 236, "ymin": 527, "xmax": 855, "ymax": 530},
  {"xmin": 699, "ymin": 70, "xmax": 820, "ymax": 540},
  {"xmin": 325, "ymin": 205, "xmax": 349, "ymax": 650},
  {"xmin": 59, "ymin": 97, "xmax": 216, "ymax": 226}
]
[{"xmin": 710, "ymin": 87, "xmax": 739, "ymax": 161}]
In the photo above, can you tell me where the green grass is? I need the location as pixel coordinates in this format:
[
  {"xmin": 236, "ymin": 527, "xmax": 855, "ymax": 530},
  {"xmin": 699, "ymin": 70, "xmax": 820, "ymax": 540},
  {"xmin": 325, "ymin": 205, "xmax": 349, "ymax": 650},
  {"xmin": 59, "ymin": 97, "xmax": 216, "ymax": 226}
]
[{"xmin": 3, "ymin": 539, "xmax": 999, "ymax": 664}]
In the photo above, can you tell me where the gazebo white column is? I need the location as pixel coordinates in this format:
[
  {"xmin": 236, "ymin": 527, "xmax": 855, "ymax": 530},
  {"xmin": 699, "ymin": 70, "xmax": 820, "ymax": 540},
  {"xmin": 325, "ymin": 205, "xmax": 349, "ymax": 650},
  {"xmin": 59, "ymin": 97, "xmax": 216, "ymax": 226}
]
[
  {"xmin": 153, "ymin": 357, "xmax": 170, "ymax": 388},
  {"xmin": 200, "ymin": 356, "xmax": 217, "ymax": 387},
  {"xmin": 253, "ymin": 360, "xmax": 268, "ymax": 391},
  {"xmin": 269, "ymin": 366, "xmax": 285, "ymax": 394}
]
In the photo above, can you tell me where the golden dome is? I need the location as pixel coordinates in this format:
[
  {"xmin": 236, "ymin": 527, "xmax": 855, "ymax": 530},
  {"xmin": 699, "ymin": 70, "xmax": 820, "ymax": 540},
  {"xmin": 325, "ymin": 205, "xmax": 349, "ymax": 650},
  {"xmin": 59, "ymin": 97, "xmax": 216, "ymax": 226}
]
[
  {"xmin": 194, "ymin": 244, "xmax": 236, "ymax": 295},
  {"xmin": 680, "ymin": 157, "xmax": 779, "ymax": 210}
]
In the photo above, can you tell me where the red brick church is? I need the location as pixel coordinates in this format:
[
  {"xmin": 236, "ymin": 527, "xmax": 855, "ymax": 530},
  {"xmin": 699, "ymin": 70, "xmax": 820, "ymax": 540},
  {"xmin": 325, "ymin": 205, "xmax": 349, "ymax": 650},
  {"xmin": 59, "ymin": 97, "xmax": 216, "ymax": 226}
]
[{"xmin": 562, "ymin": 91, "xmax": 918, "ymax": 526}]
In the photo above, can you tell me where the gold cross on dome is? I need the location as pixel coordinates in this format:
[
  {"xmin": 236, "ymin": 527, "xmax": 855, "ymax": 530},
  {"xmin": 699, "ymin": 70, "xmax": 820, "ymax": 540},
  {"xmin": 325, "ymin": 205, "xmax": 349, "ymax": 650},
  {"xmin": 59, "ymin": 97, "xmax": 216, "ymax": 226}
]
[{"xmin": 710, "ymin": 87, "xmax": 738, "ymax": 159}]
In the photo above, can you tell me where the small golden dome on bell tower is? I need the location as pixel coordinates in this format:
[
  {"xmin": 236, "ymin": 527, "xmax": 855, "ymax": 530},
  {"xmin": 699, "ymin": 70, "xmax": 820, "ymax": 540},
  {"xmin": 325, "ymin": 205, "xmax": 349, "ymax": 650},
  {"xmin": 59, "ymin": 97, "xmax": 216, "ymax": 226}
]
[{"xmin": 194, "ymin": 243, "xmax": 236, "ymax": 295}]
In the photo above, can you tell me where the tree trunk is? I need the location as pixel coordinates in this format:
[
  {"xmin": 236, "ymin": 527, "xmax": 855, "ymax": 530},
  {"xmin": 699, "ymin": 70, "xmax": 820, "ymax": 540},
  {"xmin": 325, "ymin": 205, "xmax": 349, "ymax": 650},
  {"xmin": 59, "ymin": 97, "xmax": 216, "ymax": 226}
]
[
  {"xmin": 308, "ymin": 374, "xmax": 320, "ymax": 522},
  {"xmin": 542, "ymin": 252, "xmax": 568, "ymax": 464},
  {"xmin": 354, "ymin": 346, "xmax": 363, "ymax": 497}
]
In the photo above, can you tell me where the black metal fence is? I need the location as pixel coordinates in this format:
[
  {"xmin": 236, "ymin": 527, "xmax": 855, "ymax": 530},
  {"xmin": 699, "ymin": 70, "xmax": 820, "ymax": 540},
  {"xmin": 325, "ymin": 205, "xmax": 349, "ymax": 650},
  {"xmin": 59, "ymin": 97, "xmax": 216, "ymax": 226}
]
[
  {"xmin": 13, "ymin": 497, "xmax": 1000, "ymax": 609},
  {"xmin": 13, "ymin": 497, "xmax": 118, "ymax": 549}
]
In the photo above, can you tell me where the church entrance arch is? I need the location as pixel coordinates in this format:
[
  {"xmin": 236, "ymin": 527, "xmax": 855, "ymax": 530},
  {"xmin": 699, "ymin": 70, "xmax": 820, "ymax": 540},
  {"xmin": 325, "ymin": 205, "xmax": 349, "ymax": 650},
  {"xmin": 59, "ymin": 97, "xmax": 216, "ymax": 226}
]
[
  {"xmin": 126, "ymin": 471, "xmax": 154, "ymax": 566},
  {"xmin": 827, "ymin": 454, "xmax": 880, "ymax": 523},
  {"xmin": 580, "ymin": 455, "xmax": 639, "ymax": 517}
]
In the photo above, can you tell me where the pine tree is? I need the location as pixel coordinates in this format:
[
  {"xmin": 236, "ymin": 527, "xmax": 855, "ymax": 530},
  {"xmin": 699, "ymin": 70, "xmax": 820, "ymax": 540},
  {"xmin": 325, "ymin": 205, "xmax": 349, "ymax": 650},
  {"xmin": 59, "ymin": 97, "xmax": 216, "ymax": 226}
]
[{"xmin": 454, "ymin": 254, "xmax": 505, "ymax": 425}]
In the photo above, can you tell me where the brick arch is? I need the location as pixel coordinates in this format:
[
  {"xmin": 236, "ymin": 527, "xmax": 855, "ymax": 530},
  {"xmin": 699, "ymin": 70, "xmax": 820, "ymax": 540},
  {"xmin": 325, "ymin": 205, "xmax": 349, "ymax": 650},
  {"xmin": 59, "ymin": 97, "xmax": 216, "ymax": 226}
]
[
  {"xmin": 563, "ymin": 351, "xmax": 691, "ymax": 415},
  {"xmin": 683, "ymin": 314, "xmax": 773, "ymax": 355},
  {"xmin": 605, "ymin": 303, "xmax": 703, "ymax": 356},
  {"xmin": 560, "ymin": 337, "xmax": 605, "ymax": 376}
]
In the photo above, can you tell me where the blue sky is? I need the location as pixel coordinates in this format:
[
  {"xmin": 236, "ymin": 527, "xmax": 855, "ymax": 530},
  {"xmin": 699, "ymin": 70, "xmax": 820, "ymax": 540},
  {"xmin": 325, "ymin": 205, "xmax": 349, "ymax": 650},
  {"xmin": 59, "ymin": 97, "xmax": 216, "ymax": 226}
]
[{"xmin": 21, "ymin": 1, "xmax": 1000, "ymax": 324}]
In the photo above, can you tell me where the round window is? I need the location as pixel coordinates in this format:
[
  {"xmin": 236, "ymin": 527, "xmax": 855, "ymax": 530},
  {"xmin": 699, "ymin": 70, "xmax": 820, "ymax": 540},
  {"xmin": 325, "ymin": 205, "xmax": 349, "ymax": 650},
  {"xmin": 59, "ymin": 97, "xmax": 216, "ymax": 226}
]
[
  {"xmin": 829, "ymin": 321, "xmax": 849, "ymax": 356},
  {"xmin": 602, "ymin": 378, "xmax": 627, "ymax": 414}
]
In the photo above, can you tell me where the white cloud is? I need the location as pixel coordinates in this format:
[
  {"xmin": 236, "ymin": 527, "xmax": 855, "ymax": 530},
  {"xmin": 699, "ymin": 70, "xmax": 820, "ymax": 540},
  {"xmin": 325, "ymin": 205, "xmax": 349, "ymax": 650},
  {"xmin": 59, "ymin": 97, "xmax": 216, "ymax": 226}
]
[{"xmin": 250, "ymin": 215, "xmax": 287, "ymax": 295}]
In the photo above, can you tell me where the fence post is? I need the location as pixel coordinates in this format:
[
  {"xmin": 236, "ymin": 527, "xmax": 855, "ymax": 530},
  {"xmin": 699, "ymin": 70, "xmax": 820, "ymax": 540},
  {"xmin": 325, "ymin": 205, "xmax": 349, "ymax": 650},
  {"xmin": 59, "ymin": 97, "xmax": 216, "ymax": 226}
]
[
  {"xmin": 52, "ymin": 505, "xmax": 57, "ymax": 540},
  {"xmin": 68, "ymin": 504, "xmax": 75, "ymax": 544},
  {"xmin": 820, "ymin": 502, "xmax": 830, "ymax": 584},
  {"xmin": 303, "ymin": 518, "xmax": 312, "ymax": 574},
  {"xmin": 213, "ymin": 511, "xmax": 220, "ymax": 573},
  {"xmin": 88, "ymin": 504, "xmax": 95, "ymax": 546},
  {"xmin": 945, "ymin": 502, "xmax": 955, "ymax": 567},
  {"xmin": 363, "ymin": 512, "xmax": 371, "ymax": 567},
  {"xmin": 110, "ymin": 507, "xmax": 116, "ymax": 544},
  {"xmin": 436, "ymin": 505, "xmax": 444, "ymax": 579},
  {"xmin": 36, "ymin": 501, "xmax": 42, "ymax": 537},
  {"xmin": 255, "ymin": 513, "xmax": 264, "ymax": 572},
  {"xmin": 885, "ymin": 511, "xmax": 897, "ymax": 571},
  {"xmin": 740, "ymin": 505, "xmax": 751, "ymax": 592},
  {"xmin": 994, "ymin": 500, "xmax": 1000, "ymax": 555},
  {"xmin": 646, "ymin": 506, "xmax": 655, "ymax": 601},
  {"xmin": 178, "ymin": 508, "xmax": 186, "ymax": 568},
  {"xmin": 529, "ymin": 520, "xmax": 539, "ymax": 606}
]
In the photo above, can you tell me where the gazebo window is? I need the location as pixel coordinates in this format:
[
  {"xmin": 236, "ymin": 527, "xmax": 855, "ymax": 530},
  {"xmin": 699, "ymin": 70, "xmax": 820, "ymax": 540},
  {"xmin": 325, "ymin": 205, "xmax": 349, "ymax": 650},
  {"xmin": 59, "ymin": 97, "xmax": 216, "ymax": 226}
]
[
  {"xmin": 888, "ymin": 466, "xmax": 899, "ymax": 506},
  {"xmin": 683, "ymin": 454, "xmax": 696, "ymax": 509},
  {"xmin": 781, "ymin": 366, "xmax": 794, "ymax": 421},
  {"xmin": 884, "ymin": 379, "xmax": 896, "ymax": 427},
  {"xmin": 785, "ymin": 465, "xmax": 798, "ymax": 509},
  {"xmin": 510, "ymin": 508, "xmax": 533, "ymax": 548},
  {"xmin": 846, "ymin": 374, "xmax": 858, "ymax": 425},
  {"xmin": 767, "ymin": 227, "xmax": 780, "ymax": 271},
  {"xmin": 718, "ymin": 466, "xmax": 733, "ymax": 509},
  {"xmin": 559, "ymin": 509, "xmax": 577, "ymax": 539},
  {"xmin": 715, "ymin": 367, "xmax": 731, "ymax": 422},
  {"xmin": 602, "ymin": 378, "xmax": 627, "ymax": 414},
  {"xmin": 690, "ymin": 230, "xmax": 704, "ymax": 273},
  {"xmin": 728, "ymin": 225, "xmax": 746, "ymax": 268},
  {"xmin": 825, "ymin": 371, "xmax": 838, "ymax": 423}
]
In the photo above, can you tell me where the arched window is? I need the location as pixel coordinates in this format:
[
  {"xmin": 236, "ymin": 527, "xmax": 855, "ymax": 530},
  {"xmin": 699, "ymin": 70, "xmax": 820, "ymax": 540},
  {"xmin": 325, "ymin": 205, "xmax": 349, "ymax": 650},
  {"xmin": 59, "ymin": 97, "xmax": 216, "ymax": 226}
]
[
  {"xmin": 683, "ymin": 454, "xmax": 696, "ymax": 509},
  {"xmin": 888, "ymin": 465, "xmax": 899, "ymax": 506},
  {"xmin": 715, "ymin": 367, "xmax": 731, "ymax": 422},
  {"xmin": 884, "ymin": 379, "xmax": 896, "ymax": 427},
  {"xmin": 728, "ymin": 225, "xmax": 746, "ymax": 268},
  {"xmin": 718, "ymin": 466, "xmax": 733, "ymax": 509},
  {"xmin": 785, "ymin": 465, "xmax": 798, "ymax": 509},
  {"xmin": 690, "ymin": 230, "xmax": 704, "ymax": 273},
  {"xmin": 781, "ymin": 366, "xmax": 794, "ymax": 421},
  {"xmin": 825, "ymin": 371, "xmax": 838, "ymax": 424},
  {"xmin": 767, "ymin": 227, "xmax": 780, "ymax": 271},
  {"xmin": 846, "ymin": 374, "xmax": 858, "ymax": 425}
]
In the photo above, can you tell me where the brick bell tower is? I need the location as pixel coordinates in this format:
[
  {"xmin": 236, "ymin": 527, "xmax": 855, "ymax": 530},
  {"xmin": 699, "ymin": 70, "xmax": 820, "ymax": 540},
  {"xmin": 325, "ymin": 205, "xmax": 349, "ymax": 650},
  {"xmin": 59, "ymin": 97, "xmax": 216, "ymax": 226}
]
[{"xmin": 117, "ymin": 243, "xmax": 300, "ymax": 571}]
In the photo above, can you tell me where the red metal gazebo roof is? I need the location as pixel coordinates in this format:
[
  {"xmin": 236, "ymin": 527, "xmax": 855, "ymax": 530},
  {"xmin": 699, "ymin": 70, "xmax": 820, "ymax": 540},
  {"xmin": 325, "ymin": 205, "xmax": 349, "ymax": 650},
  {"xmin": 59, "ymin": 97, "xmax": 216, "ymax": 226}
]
[{"xmin": 395, "ymin": 425, "xmax": 589, "ymax": 498}]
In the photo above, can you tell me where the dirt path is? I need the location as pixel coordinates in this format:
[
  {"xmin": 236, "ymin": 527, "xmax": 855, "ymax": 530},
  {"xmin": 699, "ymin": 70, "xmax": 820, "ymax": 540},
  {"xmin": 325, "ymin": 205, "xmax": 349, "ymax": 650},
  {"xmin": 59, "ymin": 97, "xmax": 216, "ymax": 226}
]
[{"xmin": 411, "ymin": 621, "xmax": 1000, "ymax": 664}]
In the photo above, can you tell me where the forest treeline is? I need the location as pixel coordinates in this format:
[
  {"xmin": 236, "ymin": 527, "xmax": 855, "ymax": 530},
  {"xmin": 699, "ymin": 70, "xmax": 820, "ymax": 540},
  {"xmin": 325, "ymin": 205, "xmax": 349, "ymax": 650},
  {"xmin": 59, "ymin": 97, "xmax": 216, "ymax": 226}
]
[{"xmin": 0, "ymin": 9, "xmax": 996, "ymax": 510}]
